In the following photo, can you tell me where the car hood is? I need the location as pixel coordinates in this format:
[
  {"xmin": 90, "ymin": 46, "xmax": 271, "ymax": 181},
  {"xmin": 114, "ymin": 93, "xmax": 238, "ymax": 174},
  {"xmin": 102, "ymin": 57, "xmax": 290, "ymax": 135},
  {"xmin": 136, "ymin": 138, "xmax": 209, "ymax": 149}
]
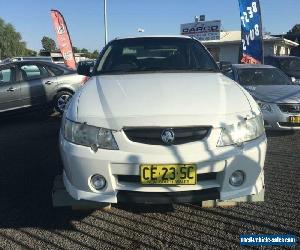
[
  {"xmin": 244, "ymin": 85, "xmax": 300, "ymax": 104},
  {"xmin": 73, "ymin": 73, "xmax": 253, "ymax": 130}
]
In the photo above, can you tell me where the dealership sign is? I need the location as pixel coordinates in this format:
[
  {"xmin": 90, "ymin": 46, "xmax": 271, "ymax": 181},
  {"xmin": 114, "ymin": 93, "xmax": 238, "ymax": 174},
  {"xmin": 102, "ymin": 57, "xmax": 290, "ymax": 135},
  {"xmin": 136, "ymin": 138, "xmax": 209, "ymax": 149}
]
[
  {"xmin": 180, "ymin": 20, "xmax": 221, "ymax": 41},
  {"xmin": 238, "ymin": 0, "xmax": 263, "ymax": 64}
]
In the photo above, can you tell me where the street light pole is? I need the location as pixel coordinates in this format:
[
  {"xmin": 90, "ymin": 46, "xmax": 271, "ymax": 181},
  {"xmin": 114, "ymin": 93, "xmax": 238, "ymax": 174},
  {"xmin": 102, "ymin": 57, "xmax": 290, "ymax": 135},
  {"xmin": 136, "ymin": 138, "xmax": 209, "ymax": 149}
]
[{"xmin": 104, "ymin": 0, "xmax": 108, "ymax": 45}]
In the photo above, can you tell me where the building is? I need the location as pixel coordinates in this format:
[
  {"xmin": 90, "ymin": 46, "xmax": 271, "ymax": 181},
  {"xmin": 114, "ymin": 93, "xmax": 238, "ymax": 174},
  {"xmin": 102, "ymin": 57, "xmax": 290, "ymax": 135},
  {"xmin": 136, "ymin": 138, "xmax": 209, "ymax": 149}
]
[
  {"xmin": 40, "ymin": 50, "xmax": 91, "ymax": 64},
  {"xmin": 202, "ymin": 31, "xmax": 299, "ymax": 63},
  {"xmin": 274, "ymin": 33, "xmax": 300, "ymax": 57}
]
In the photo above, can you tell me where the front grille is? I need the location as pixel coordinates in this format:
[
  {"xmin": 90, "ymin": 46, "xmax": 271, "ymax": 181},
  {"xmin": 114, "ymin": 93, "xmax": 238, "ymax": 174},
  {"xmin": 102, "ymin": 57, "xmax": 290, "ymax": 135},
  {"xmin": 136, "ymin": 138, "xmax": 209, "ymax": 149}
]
[
  {"xmin": 278, "ymin": 104, "xmax": 300, "ymax": 114},
  {"xmin": 279, "ymin": 122, "xmax": 300, "ymax": 127},
  {"xmin": 118, "ymin": 172, "xmax": 217, "ymax": 183},
  {"xmin": 123, "ymin": 126, "xmax": 211, "ymax": 145},
  {"xmin": 117, "ymin": 188, "xmax": 220, "ymax": 204}
]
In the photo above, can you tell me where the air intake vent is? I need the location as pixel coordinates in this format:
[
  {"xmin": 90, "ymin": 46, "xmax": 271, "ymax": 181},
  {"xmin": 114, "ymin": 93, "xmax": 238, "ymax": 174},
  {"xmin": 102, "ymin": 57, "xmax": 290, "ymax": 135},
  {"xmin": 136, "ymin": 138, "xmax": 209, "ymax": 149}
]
[
  {"xmin": 278, "ymin": 104, "xmax": 300, "ymax": 114},
  {"xmin": 123, "ymin": 126, "xmax": 211, "ymax": 145}
]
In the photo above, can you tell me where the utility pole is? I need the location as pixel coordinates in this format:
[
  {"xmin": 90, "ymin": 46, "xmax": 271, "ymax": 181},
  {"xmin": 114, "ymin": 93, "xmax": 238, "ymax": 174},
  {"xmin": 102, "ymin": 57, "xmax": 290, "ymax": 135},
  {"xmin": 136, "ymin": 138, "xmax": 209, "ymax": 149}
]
[{"xmin": 104, "ymin": 0, "xmax": 108, "ymax": 45}]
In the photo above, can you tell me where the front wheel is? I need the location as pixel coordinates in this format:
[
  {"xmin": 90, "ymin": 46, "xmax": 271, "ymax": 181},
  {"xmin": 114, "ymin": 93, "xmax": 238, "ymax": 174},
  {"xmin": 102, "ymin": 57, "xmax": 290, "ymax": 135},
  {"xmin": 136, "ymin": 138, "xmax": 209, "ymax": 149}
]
[{"xmin": 54, "ymin": 91, "xmax": 73, "ymax": 114}]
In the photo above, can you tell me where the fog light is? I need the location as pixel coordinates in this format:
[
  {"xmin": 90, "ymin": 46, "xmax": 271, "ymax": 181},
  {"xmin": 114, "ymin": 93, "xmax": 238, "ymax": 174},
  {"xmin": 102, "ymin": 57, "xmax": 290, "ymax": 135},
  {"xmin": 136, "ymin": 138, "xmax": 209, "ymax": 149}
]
[
  {"xmin": 90, "ymin": 174, "xmax": 106, "ymax": 190},
  {"xmin": 229, "ymin": 170, "xmax": 245, "ymax": 186}
]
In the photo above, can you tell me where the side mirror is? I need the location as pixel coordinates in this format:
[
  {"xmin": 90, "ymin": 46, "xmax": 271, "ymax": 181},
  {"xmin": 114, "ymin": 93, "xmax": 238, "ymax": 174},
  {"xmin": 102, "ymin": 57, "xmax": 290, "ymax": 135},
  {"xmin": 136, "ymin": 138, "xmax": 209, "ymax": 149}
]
[
  {"xmin": 219, "ymin": 61, "xmax": 232, "ymax": 73},
  {"xmin": 77, "ymin": 62, "xmax": 93, "ymax": 76}
]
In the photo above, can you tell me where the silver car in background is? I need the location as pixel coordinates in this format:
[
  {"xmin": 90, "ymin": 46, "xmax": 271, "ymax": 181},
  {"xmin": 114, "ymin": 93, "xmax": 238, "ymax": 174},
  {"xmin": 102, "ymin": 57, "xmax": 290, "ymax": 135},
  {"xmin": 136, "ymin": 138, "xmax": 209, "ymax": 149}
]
[
  {"xmin": 0, "ymin": 60, "xmax": 87, "ymax": 114},
  {"xmin": 226, "ymin": 64, "xmax": 300, "ymax": 130},
  {"xmin": 5, "ymin": 56, "xmax": 54, "ymax": 63}
]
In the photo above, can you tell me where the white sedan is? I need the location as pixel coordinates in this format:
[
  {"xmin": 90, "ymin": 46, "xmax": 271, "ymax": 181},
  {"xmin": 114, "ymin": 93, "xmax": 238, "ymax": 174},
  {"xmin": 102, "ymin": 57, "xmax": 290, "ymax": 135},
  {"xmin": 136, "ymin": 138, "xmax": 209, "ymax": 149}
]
[
  {"xmin": 59, "ymin": 36, "xmax": 267, "ymax": 205},
  {"xmin": 228, "ymin": 64, "xmax": 300, "ymax": 130}
]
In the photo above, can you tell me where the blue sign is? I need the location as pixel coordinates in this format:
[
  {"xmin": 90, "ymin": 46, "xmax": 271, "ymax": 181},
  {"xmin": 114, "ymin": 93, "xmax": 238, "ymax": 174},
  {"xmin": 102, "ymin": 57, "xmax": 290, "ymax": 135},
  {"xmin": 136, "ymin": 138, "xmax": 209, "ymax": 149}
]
[
  {"xmin": 238, "ymin": 0, "xmax": 263, "ymax": 64},
  {"xmin": 240, "ymin": 235, "xmax": 297, "ymax": 247}
]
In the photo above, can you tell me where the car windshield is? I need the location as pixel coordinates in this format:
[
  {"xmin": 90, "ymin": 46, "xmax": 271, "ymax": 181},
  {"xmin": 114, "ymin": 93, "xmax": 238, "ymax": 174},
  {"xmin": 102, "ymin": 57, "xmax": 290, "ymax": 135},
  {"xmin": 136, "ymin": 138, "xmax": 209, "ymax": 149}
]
[
  {"xmin": 237, "ymin": 68, "xmax": 292, "ymax": 86},
  {"xmin": 279, "ymin": 57, "xmax": 300, "ymax": 71},
  {"xmin": 96, "ymin": 37, "xmax": 218, "ymax": 74}
]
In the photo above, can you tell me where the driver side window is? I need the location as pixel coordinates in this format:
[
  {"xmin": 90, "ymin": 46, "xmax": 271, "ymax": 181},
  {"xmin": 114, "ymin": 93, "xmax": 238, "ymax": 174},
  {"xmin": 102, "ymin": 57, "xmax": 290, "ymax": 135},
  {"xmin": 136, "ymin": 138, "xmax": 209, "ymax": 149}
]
[
  {"xmin": 0, "ymin": 68, "xmax": 13, "ymax": 85},
  {"xmin": 20, "ymin": 64, "xmax": 49, "ymax": 81}
]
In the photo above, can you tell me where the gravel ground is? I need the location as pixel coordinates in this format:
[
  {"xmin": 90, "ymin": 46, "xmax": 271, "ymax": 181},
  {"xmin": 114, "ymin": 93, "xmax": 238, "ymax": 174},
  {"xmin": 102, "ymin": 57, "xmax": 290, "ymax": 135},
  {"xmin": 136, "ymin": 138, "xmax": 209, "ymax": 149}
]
[{"xmin": 0, "ymin": 114, "xmax": 299, "ymax": 250}]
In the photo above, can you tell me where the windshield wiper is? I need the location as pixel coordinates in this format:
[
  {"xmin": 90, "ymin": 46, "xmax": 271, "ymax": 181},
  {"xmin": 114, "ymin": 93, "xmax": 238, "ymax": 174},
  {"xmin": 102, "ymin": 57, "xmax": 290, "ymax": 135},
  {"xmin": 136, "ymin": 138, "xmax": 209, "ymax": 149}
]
[
  {"xmin": 189, "ymin": 68, "xmax": 219, "ymax": 72},
  {"xmin": 98, "ymin": 69, "xmax": 140, "ymax": 74},
  {"xmin": 98, "ymin": 67, "xmax": 219, "ymax": 74},
  {"xmin": 138, "ymin": 67, "xmax": 219, "ymax": 72}
]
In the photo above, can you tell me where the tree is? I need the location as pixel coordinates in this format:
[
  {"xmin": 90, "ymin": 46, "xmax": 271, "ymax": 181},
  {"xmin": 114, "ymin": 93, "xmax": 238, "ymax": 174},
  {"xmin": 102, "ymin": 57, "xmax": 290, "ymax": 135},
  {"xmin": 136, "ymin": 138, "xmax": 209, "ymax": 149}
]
[
  {"xmin": 80, "ymin": 48, "xmax": 89, "ymax": 54},
  {"xmin": 69, "ymin": 47, "xmax": 99, "ymax": 59},
  {"xmin": 0, "ymin": 17, "xmax": 34, "ymax": 59},
  {"xmin": 91, "ymin": 50, "xmax": 99, "ymax": 59},
  {"xmin": 288, "ymin": 24, "xmax": 300, "ymax": 35},
  {"xmin": 287, "ymin": 24, "xmax": 300, "ymax": 56},
  {"xmin": 72, "ymin": 46, "xmax": 80, "ymax": 53},
  {"xmin": 41, "ymin": 36, "xmax": 56, "ymax": 51},
  {"xmin": 77, "ymin": 48, "xmax": 99, "ymax": 59},
  {"xmin": 25, "ymin": 48, "xmax": 37, "ymax": 56}
]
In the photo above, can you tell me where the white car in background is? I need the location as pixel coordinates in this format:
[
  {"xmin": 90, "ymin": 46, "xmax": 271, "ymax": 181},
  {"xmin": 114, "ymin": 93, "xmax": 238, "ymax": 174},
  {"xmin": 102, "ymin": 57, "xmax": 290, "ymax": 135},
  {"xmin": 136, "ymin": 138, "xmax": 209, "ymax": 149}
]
[{"xmin": 59, "ymin": 36, "xmax": 267, "ymax": 205}]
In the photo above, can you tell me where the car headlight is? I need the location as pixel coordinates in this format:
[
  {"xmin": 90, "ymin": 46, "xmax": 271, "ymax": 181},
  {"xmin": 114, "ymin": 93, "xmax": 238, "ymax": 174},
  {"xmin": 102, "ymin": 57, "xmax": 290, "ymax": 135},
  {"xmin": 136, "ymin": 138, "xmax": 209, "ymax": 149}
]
[
  {"xmin": 257, "ymin": 101, "xmax": 272, "ymax": 112},
  {"xmin": 292, "ymin": 77, "xmax": 300, "ymax": 84},
  {"xmin": 63, "ymin": 119, "xmax": 118, "ymax": 150},
  {"xmin": 217, "ymin": 115, "xmax": 265, "ymax": 147}
]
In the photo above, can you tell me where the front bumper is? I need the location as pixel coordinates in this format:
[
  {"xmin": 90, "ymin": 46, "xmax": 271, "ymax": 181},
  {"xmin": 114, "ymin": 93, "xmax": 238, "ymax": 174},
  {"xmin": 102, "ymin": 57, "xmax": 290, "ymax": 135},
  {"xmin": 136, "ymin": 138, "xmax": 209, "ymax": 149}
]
[
  {"xmin": 262, "ymin": 105, "xmax": 300, "ymax": 130},
  {"xmin": 60, "ymin": 130, "xmax": 267, "ymax": 204},
  {"xmin": 63, "ymin": 172, "xmax": 220, "ymax": 204}
]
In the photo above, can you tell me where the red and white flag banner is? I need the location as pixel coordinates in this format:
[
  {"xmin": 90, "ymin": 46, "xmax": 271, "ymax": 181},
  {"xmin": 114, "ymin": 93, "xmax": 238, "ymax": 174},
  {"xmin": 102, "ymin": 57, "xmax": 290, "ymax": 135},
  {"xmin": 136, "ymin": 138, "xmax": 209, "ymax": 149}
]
[{"xmin": 51, "ymin": 9, "xmax": 76, "ymax": 69}]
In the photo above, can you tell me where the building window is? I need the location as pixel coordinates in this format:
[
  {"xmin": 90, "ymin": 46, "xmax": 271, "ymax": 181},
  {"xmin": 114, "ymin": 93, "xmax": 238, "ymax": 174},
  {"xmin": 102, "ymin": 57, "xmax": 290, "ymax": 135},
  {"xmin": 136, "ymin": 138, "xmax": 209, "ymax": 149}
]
[
  {"xmin": 285, "ymin": 47, "xmax": 289, "ymax": 55},
  {"xmin": 275, "ymin": 45, "xmax": 281, "ymax": 55}
]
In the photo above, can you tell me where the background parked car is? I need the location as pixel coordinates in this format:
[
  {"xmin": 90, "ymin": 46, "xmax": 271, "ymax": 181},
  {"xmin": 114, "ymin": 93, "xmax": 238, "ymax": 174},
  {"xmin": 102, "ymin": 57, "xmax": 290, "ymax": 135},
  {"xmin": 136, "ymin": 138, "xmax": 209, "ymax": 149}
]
[
  {"xmin": 3, "ymin": 56, "xmax": 54, "ymax": 63},
  {"xmin": 0, "ymin": 60, "xmax": 87, "ymax": 114},
  {"xmin": 226, "ymin": 64, "xmax": 300, "ymax": 130},
  {"xmin": 264, "ymin": 56, "xmax": 300, "ymax": 84}
]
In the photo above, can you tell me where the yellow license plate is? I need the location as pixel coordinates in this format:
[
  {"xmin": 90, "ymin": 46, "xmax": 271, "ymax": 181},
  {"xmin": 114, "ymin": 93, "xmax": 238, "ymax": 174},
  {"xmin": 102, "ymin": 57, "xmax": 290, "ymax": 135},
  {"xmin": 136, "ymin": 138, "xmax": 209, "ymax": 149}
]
[
  {"xmin": 140, "ymin": 164, "xmax": 197, "ymax": 185},
  {"xmin": 289, "ymin": 116, "xmax": 300, "ymax": 123}
]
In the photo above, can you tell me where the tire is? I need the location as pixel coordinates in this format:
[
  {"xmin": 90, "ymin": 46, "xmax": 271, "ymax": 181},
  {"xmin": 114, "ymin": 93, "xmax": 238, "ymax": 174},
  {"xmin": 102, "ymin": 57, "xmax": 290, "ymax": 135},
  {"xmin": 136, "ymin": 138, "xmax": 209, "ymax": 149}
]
[{"xmin": 54, "ymin": 90, "xmax": 73, "ymax": 114}]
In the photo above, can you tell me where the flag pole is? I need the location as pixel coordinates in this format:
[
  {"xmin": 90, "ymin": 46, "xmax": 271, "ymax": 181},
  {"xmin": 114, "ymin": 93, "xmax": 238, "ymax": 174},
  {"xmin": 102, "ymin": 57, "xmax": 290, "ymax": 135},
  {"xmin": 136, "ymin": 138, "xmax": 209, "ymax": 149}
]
[{"xmin": 104, "ymin": 0, "xmax": 108, "ymax": 45}]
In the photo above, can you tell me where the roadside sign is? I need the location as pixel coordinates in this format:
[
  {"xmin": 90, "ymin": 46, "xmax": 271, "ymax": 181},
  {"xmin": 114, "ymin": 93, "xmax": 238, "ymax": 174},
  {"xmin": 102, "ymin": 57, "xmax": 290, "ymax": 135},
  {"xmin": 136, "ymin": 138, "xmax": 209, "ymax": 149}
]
[{"xmin": 180, "ymin": 20, "xmax": 221, "ymax": 41}]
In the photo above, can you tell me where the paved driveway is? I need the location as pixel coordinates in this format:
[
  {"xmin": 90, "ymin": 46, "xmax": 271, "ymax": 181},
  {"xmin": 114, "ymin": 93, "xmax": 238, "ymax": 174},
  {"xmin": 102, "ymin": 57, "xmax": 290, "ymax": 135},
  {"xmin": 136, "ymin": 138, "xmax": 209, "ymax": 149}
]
[{"xmin": 0, "ymin": 115, "xmax": 299, "ymax": 249}]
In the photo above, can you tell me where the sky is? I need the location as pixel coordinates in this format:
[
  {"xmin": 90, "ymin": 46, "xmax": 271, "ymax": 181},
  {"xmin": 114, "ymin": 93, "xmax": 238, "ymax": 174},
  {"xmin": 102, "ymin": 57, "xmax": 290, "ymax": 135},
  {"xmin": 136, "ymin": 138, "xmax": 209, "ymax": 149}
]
[{"xmin": 0, "ymin": 0, "xmax": 299, "ymax": 52}]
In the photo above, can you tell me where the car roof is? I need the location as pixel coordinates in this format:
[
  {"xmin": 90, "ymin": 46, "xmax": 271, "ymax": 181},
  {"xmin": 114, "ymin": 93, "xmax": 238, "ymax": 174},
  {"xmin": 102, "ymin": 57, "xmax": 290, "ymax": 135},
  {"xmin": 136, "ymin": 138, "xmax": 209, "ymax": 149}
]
[
  {"xmin": 231, "ymin": 64, "xmax": 276, "ymax": 69},
  {"xmin": 0, "ymin": 60, "xmax": 73, "ymax": 71},
  {"xmin": 113, "ymin": 35, "xmax": 193, "ymax": 41},
  {"xmin": 17, "ymin": 60, "xmax": 54, "ymax": 64},
  {"xmin": 265, "ymin": 55, "xmax": 299, "ymax": 59},
  {"xmin": 0, "ymin": 60, "xmax": 57, "ymax": 65},
  {"xmin": 0, "ymin": 61, "xmax": 15, "ymax": 67},
  {"xmin": 12, "ymin": 56, "xmax": 51, "ymax": 59}
]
